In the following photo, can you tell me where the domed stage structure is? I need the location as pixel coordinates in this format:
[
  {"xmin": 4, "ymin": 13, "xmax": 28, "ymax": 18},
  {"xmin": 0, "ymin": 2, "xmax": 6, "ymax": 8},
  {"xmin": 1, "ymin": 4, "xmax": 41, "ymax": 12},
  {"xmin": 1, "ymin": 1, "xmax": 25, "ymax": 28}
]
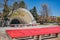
[{"xmin": 8, "ymin": 8, "xmax": 36, "ymax": 24}]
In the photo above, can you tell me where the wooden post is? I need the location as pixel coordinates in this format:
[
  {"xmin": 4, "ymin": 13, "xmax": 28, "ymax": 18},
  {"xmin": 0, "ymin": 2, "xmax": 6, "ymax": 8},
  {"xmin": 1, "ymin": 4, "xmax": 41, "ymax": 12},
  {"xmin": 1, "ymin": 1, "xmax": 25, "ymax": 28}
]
[
  {"xmin": 39, "ymin": 35, "xmax": 41, "ymax": 40},
  {"xmin": 33, "ymin": 35, "xmax": 41, "ymax": 40},
  {"xmin": 34, "ymin": 36, "xmax": 38, "ymax": 40},
  {"xmin": 13, "ymin": 38, "xmax": 17, "ymax": 40},
  {"xmin": 58, "ymin": 34, "xmax": 60, "ymax": 40}
]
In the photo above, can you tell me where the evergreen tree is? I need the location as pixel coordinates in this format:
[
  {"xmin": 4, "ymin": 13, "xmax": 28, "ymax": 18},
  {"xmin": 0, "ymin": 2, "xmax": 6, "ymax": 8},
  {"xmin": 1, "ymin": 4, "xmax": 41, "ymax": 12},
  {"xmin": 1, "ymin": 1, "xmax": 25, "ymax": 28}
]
[
  {"xmin": 13, "ymin": 2, "xmax": 18, "ymax": 10},
  {"xmin": 30, "ymin": 6, "xmax": 38, "ymax": 20},
  {"xmin": 19, "ymin": 1, "xmax": 26, "ymax": 8}
]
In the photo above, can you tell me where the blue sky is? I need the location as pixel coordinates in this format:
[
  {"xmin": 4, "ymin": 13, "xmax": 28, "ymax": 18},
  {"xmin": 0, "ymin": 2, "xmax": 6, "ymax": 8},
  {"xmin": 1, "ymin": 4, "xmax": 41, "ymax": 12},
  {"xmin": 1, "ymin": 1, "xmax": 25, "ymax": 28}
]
[{"xmin": 0, "ymin": 0, "xmax": 60, "ymax": 17}]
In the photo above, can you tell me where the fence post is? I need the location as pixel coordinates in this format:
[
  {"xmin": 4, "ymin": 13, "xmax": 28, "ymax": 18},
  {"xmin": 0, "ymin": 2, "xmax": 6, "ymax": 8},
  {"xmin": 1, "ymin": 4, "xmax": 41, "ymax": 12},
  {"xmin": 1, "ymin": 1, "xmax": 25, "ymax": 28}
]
[{"xmin": 58, "ymin": 34, "xmax": 60, "ymax": 40}]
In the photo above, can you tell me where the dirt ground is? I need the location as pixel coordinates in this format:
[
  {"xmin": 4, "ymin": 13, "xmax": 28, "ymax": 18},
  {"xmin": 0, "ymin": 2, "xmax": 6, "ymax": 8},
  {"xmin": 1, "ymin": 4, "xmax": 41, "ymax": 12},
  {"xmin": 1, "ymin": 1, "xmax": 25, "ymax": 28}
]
[{"xmin": 45, "ymin": 38, "xmax": 59, "ymax": 40}]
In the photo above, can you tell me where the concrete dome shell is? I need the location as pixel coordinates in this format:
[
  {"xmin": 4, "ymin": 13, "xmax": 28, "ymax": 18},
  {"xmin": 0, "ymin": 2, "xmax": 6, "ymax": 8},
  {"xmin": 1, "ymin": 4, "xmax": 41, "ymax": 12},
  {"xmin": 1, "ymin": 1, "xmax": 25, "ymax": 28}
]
[{"xmin": 8, "ymin": 8, "xmax": 36, "ymax": 24}]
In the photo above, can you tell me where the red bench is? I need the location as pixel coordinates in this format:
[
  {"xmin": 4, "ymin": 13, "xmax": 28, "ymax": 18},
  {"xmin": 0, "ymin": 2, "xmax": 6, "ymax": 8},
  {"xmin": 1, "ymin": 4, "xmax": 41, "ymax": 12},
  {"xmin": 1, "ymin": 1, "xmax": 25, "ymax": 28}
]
[{"xmin": 6, "ymin": 26, "xmax": 60, "ymax": 38}]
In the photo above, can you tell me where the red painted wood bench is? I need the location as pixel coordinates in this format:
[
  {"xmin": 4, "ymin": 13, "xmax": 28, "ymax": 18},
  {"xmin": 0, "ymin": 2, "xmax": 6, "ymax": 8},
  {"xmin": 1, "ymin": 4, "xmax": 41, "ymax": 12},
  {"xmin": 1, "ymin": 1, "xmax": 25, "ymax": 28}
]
[{"xmin": 6, "ymin": 26, "xmax": 60, "ymax": 38}]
